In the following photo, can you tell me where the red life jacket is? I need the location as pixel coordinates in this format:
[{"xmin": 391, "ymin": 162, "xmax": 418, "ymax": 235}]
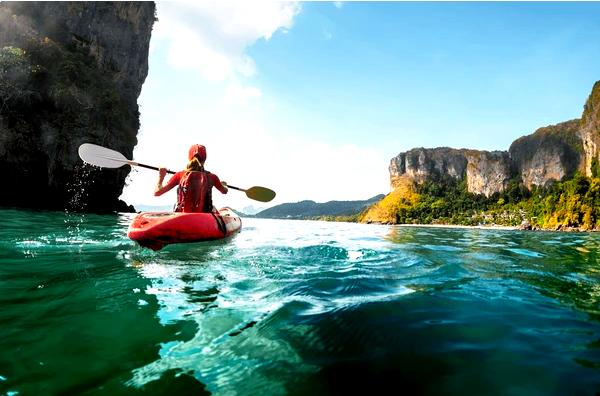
[{"xmin": 175, "ymin": 170, "xmax": 213, "ymax": 213}]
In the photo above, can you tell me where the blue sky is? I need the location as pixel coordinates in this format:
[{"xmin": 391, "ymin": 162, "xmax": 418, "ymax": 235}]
[{"xmin": 121, "ymin": 1, "xmax": 600, "ymax": 212}]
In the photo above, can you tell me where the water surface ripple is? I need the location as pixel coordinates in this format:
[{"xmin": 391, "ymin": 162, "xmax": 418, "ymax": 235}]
[{"xmin": 1, "ymin": 210, "xmax": 600, "ymax": 395}]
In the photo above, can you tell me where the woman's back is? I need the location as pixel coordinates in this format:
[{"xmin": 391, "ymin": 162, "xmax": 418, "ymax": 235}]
[{"xmin": 176, "ymin": 171, "xmax": 213, "ymax": 213}]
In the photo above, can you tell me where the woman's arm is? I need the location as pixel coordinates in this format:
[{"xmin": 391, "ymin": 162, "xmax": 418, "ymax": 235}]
[
  {"xmin": 210, "ymin": 173, "xmax": 228, "ymax": 194},
  {"xmin": 154, "ymin": 169, "xmax": 180, "ymax": 196}
]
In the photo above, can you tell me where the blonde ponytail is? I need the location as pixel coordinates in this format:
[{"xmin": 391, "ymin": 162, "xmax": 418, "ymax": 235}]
[{"xmin": 186, "ymin": 157, "xmax": 204, "ymax": 173}]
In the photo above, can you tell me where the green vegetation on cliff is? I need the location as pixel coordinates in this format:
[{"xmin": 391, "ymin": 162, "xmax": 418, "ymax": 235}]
[
  {"xmin": 0, "ymin": 46, "xmax": 41, "ymax": 113},
  {"xmin": 582, "ymin": 80, "xmax": 600, "ymax": 123},
  {"xmin": 0, "ymin": 38, "xmax": 130, "ymax": 136},
  {"xmin": 361, "ymin": 174, "xmax": 600, "ymax": 231}
]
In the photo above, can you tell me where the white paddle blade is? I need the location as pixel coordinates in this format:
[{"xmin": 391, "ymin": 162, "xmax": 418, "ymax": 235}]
[{"xmin": 78, "ymin": 143, "xmax": 131, "ymax": 169}]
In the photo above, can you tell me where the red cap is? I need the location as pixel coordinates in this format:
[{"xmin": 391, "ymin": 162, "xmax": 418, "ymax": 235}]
[{"xmin": 188, "ymin": 144, "xmax": 206, "ymax": 162}]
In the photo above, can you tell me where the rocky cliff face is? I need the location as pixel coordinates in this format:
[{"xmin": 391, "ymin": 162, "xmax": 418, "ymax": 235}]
[
  {"xmin": 579, "ymin": 81, "xmax": 600, "ymax": 177},
  {"xmin": 390, "ymin": 147, "xmax": 510, "ymax": 197},
  {"xmin": 0, "ymin": 2, "xmax": 155, "ymax": 212},
  {"xmin": 390, "ymin": 148, "xmax": 468, "ymax": 186},
  {"xmin": 509, "ymin": 120, "xmax": 582, "ymax": 189},
  {"xmin": 464, "ymin": 150, "xmax": 511, "ymax": 197},
  {"xmin": 388, "ymin": 82, "xmax": 600, "ymax": 197}
]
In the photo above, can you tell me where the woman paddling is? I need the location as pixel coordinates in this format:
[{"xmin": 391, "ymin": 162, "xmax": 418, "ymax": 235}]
[{"xmin": 154, "ymin": 144, "xmax": 228, "ymax": 213}]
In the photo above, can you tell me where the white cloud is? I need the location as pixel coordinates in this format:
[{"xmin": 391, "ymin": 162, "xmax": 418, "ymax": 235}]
[
  {"xmin": 334, "ymin": 2, "xmax": 344, "ymax": 9},
  {"xmin": 154, "ymin": 1, "xmax": 301, "ymax": 81}
]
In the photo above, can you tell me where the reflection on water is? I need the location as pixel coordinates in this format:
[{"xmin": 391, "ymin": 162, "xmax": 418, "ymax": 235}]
[{"xmin": 1, "ymin": 212, "xmax": 600, "ymax": 395}]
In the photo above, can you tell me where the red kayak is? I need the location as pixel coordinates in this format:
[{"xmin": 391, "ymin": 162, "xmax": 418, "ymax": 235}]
[{"xmin": 127, "ymin": 207, "xmax": 242, "ymax": 250}]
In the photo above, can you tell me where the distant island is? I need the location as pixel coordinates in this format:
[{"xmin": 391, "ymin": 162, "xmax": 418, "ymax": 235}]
[{"xmin": 251, "ymin": 195, "xmax": 384, "ymax": 221}]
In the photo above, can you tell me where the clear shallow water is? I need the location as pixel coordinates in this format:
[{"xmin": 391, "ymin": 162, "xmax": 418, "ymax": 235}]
[{"xmin": 1, "ymin": 209, "xmax": 600, "ymax": 395}]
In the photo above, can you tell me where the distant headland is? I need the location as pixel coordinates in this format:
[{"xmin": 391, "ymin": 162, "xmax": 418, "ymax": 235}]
[{"xmin": 361, "ymin": 81, "xmax": 600, "ymax": 231}]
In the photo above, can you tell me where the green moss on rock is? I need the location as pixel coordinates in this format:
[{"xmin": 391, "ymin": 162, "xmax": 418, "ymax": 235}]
[{"xmin": 582, "ymin": 81, "xmax": 600, "ymax": 124}]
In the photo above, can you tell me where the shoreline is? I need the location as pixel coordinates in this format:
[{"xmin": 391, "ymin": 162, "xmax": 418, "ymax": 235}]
[
  {"xmin": 390, "ymin": 222, "xmax": 598, "ymax": 233},
  {"xmin": 249, "ymin": 216, "xmax": 597, "ymax": 233}
]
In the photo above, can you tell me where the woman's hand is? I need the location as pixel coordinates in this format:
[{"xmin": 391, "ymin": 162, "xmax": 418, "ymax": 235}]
[
  {"xmin": 155, "ymin": 168, "xmax": 167, "ymax": 196},
  {"xmin": 158, "ymin": 167, "xmax": 167, "ymax": 180},
  {"xmin": 220, "ymin": 180, "xmax": 229, "ymax": 193}
]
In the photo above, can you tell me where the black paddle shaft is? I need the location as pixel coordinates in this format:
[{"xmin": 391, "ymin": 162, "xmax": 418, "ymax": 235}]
[
  {"xmin": 136, "ymin": 162, "xmax": 176, "ymax": 175},
  {"xmin": 137, "ymin": 161, "xmax": 244, "ymax": 191}
]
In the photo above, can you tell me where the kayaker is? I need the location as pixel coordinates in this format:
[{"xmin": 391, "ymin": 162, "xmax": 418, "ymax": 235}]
[{"xmin": 154, "ymin": 144, "xmax": 228, "ymax": 213}]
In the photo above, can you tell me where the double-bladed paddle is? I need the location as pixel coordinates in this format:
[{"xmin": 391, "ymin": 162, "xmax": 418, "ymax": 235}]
[{"xmin": 78, "ymin": 143, "xmax": 276, "ymax": 202}]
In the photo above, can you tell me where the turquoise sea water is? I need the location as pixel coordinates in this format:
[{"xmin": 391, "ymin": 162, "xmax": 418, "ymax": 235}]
[{"xmin": 1, "ymin": 208, "xmax": 600, "ymax": 395}]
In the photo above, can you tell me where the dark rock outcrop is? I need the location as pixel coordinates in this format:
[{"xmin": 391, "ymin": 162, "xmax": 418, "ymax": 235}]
[{"xmin": 0, "ymin": 2, "xmax": 155, "ymax": 212}]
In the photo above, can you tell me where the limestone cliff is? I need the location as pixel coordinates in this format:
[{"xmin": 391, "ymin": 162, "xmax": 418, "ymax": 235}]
[
  {"xmin": 0, "ymin": 2, "xmax": 155, "ymax": 212},
  {"xmin": 579, "ymin": 81, "xmax": 600, "ymax": 177},
  {"xmin": 464, "ymin": 150, "xmax": 511, "ymax": 197},
  {"xmin": 389, "ymin": 147, "xmax": 510, "ymax": 197},
  {"xmin": 390, "ymin": 148, "xmax": 468, "ymax": 186},
  {"xmin": 509, "ymin": 119, "xmax": 582, "ymax": 189}
]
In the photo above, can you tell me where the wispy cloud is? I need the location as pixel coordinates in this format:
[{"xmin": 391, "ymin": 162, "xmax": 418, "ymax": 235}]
[
  {"xmin": 154, "ymin": 1, "xmax": 301, "ymax": 81},
  {"xmin": 334, "ymin": 2, "xmax": 344, "ymax": 9}
]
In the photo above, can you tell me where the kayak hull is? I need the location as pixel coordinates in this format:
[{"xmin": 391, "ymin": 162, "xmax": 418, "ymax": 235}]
[{"xmin": 127, "ymin": 207, "xmax": 242, "ymax": 250}]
